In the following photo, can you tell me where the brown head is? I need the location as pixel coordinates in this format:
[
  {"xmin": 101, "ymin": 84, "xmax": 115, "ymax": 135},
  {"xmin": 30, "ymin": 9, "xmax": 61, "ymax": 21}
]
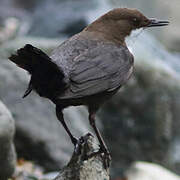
[{"xmin": 84, "ymin": 8, "xmax": 169, "ymax": 44}]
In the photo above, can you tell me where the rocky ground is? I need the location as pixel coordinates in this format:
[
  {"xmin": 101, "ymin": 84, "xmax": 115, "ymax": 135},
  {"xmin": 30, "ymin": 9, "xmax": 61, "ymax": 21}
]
[{"xmin": 0, "ymin": 101, "xmax": 16, "ymax": 180}]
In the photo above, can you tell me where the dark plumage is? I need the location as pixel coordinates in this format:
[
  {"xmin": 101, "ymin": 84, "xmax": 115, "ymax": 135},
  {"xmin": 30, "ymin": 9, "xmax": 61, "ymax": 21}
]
[{"xmin": 9, "ymin": 8, "xmax": 169, "ymax": 168}]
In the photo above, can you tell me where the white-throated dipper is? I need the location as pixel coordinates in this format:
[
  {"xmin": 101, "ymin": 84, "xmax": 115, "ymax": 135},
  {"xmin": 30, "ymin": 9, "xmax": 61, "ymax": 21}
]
[{"xmin": 9, "ymin": 8, "xmax": 169, "ymax": 168}]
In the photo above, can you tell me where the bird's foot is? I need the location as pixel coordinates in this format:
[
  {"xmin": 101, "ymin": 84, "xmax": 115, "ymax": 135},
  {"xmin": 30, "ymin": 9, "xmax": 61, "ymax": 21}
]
[
  {"xmin": 73, "ymin": 136, "xmax": 85, "ymax": 155},
  {"xmin": 71, "ymin": 136, "xmax": 78, "ymax": 146},
  {"xmin": 72, "ymin": 134, "xmax": 111, "ymax": 169}
]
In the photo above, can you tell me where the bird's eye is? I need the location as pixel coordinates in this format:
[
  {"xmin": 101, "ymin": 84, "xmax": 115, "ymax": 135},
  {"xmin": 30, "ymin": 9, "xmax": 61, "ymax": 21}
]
[{"xmin": 132, "ymin": 18, "xmax": 140, "ymax": 26}]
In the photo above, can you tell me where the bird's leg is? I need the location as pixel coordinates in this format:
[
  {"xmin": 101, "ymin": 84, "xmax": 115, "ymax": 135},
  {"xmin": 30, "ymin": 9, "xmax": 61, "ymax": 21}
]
[
  {"xmin": 56, "ymin": 106, "xmax": 78, "ymax": 146},
  {"xmin": 88, "ymin": 110, "xmax": 111, "ymax": 168}
]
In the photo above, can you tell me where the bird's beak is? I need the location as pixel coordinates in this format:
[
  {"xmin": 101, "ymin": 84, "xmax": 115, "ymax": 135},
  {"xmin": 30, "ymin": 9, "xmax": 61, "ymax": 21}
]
[{"xmin": 146, "ymin": 18, "xmax": 169, "ymax": 27}]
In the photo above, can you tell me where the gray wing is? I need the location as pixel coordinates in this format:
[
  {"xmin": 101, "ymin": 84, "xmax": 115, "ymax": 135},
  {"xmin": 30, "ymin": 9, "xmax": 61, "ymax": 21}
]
[{"xmin": 61, "ymin": 43, "xmax": 134, "ymax": 99}]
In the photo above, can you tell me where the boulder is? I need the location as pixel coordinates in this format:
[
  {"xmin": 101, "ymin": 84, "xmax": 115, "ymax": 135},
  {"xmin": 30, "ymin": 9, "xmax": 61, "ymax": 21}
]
[
  {"xmin": 125, "ymin": 161, "xmax": 180, "ymax": 180},
  {"xmin": 0, "ymin": 101, "xmax": 16, "ymax": 180},
  {"xmin": 0, "ymin": 0, "xmax": 98, "ymax": 37},
  {"xmin": 54, "ymin": 134, "xmax": 110, "ymax": 180}
]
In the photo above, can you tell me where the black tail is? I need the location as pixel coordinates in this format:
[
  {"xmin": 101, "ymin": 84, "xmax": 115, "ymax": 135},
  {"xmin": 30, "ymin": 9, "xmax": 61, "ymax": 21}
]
[{"xmin": 9, "ymin": 44, "xmax": 66, "ymax": 99}]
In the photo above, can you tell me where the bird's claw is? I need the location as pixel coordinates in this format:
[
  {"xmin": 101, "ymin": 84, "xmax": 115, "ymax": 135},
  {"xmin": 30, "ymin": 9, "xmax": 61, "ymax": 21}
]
[
  {"xmin": 73, "ymin": 136, "xmax": 85, "ymax": 155},
  {"xmin": 99, "ymin": 146, "xmax": 111, "ymax": 169},
  {"xmin": 101, "ymin": 152, "xmax": 111, "ymax": 169},
  {"xmin": 72, "ymin": 136, "xmax": 78, "ymax": 146},
  {"xmin": 72, "ymin": 135, "xmax": 111, "ymax": 169}
]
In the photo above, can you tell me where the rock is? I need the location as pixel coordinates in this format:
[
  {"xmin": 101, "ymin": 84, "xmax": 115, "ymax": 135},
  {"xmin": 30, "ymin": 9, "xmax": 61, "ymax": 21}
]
[
  {"xmin": 0, "ymin": 0, "xmax": 98, "ymax": 38},
  {"xmin": 0, "ymin": 36, "xmax": 65, "ymax": 58},
  {"xmin": 0, "ymin": 37, "xmax": 91, "ymax": 171},
  {"xmin": 54, "ymin": 133, "xmax": 110, "ymax": 180},
  {"xmin": 43, "ymin": 172, "xmax": 59, "ymax": 179},
  {"xmin": 125, "ymin": 161, "xmax": 180, "ymax": 180},
  {"xmin": 27, "ymin": 0, "xmax": 96, "ymax": 37},
  {"xmin": 0, "ymin": 17, "xmax": 20, "ymax": 44},
  {"xmin": 0, "ymin": 101, "xmax": 16, "ymax": 180}
]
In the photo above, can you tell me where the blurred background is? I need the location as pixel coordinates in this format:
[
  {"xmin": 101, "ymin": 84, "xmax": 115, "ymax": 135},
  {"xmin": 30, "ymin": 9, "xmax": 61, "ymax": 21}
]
[{"xmin": 0, "ymin": 0, "xmax": 180, "ymax": 179}]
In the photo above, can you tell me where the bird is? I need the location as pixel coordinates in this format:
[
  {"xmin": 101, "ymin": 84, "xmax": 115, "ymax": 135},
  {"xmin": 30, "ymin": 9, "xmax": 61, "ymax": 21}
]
[{"xmin": 9, "ymin": 8, "xmax": 169, "ymax": 168}]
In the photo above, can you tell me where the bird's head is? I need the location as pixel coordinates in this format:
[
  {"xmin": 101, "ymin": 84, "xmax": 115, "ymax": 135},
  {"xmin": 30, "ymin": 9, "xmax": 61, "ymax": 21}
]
[{"xmin": 85, "ymin": 8, "xmax": 169, "ymax": 44}]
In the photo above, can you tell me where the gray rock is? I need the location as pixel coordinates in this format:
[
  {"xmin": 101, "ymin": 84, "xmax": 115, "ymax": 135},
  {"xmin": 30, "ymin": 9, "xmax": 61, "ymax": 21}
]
[
  {"xmin": 0, "ymin": 36, "xmax": 65, "ymax": 59},
  {"xmin": 0, "ymin": 101, "xmax": 16, "ymax": 180},
  {"xmin": 54, "ymin": 134, "xmax": 109, "ymax": 180},
  {"xmin": 27, "ymin": 0, "xmax": 91, "ymax": 37},
  {"xmin": 125, "ymin": 161, "xmax": 180, "ymax": 180},
  {"xmin": 0, "ymin": 17, "xmax": 20, "ymax": 44},
  {"xmin": 43, "ymin": 172, "xmax": 59, "ymax": 179},
  {"xmin": 0, "ymin": 0, "xmax": 97, "ymax": 37}
]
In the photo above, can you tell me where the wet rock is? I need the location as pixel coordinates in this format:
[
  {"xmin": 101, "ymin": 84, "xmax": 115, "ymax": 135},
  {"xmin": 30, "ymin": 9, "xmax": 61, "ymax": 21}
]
[
  {"xmin": 0, "ymin": 17, "xmax": 20, "ymax": 44},
  {"xmin": 125, "ymin": 161, "xmax": 180, "ymax": 180},
  {"xmin": 54, "ymin": 133, "xmax": 109, "ymax": 180},
  {"xmin": 27, "ymin": 0, "xmax": 91, "ymax": 37},
  {"xmin": 0, "ymin": 36, "xmax": 64, "ymax": 58},
  {"xmin": 0, "ymin": 101, "xmax": 16, "ymax": 180},
  {"xmin": 61, "ymin": 19, "xmax": 87, "ymax": 37},
  {"xmin": 13, "ymin": 0, "xmax": 42, "ymax": 11},
  {"xmin": 0, "ymin": 0, "xmax": 99, "ymax": 39}
]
